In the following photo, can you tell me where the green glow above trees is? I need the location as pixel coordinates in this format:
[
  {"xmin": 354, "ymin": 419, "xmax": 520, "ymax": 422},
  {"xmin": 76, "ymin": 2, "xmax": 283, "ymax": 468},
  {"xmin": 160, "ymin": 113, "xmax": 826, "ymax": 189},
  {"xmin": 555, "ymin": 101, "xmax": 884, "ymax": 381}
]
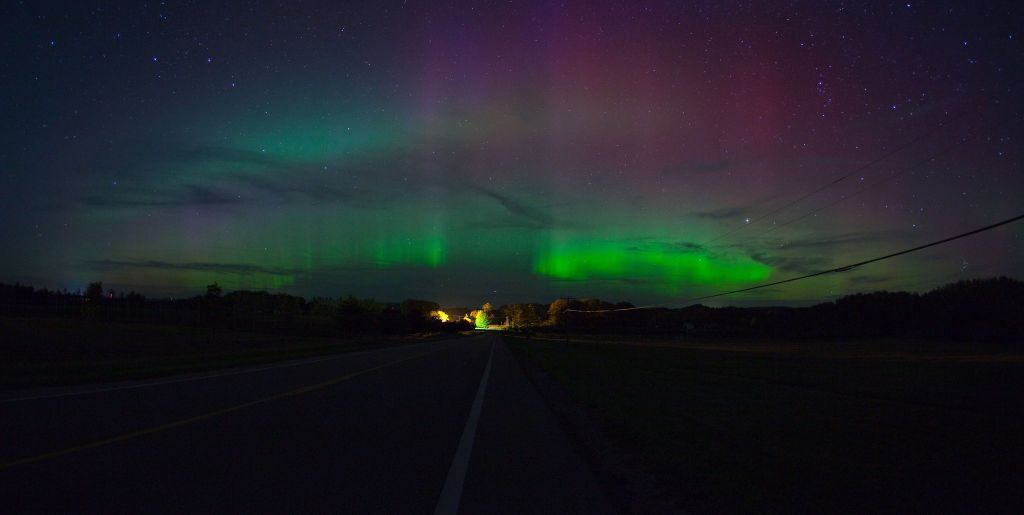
[
  {"xmin": 372, "ymin": 232, "xmax": 446, "ymax": 268},
  {"xmin": 533, "ymin": 239, "xmax": 771, "ymax": 292}
]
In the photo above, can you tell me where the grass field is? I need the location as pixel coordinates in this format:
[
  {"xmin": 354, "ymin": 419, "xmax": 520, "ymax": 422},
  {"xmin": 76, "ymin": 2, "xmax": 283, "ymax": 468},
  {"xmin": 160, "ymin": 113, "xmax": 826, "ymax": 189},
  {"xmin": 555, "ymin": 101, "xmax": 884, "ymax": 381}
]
[
  {"xmin": 0, "ymin": 315, "xmax": 449, "ymax": 391},
  {"xmin": 506, "ymin": 335, "xmax": 1024, "ymax": 514}
]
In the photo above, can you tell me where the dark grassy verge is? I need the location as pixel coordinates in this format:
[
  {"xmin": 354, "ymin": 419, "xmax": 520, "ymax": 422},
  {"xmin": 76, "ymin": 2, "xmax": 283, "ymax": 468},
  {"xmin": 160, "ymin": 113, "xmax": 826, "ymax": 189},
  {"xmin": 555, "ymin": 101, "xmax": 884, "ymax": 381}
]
[
  {"xmin": 505, "ymin": 335, "xmax": 1024, "ymax": 514},
  {"xmin": 0, "ymin": 315, "xmax": 461, "ymax": 391}
]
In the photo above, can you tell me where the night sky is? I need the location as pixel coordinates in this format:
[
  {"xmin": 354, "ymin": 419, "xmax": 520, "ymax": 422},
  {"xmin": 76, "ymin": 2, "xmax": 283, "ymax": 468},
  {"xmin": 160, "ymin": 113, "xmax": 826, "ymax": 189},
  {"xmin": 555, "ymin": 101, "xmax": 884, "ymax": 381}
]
[{"xmin": 2, "ymin": 1, "xmax": 1022, "ymax": 306}]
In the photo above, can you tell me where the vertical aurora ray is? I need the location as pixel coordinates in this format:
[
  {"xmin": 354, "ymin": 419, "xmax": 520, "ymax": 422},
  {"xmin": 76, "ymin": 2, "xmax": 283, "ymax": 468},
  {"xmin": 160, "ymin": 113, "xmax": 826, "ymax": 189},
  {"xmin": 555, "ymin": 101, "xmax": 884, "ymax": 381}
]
[
  {"xmin": 5, "ymin": 1, "xmax": 1020, "ymax": 304},
  {"xmin": 371, "ymin": 232, "xmax": 446, "ymax": 269}
]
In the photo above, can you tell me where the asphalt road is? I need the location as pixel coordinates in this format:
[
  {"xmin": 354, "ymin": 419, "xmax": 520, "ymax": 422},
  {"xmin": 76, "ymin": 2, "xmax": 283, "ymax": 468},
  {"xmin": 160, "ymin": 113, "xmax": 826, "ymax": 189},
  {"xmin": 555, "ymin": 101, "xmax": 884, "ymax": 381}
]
[{"xmin": 0, "ymin": 334, "xmax": 612, "ymax": 514}]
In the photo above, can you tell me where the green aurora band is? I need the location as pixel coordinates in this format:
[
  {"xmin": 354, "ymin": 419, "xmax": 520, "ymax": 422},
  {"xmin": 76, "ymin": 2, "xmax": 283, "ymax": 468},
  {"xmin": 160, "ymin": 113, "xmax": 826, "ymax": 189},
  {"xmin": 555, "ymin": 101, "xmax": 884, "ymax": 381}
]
[
  {"xmin": 9, "ymin": 2, "xmax": 1019, "ymax": 306},
  {"xmin": 534, "ymin": 239, "xmax": 771, "ymax": 293}
]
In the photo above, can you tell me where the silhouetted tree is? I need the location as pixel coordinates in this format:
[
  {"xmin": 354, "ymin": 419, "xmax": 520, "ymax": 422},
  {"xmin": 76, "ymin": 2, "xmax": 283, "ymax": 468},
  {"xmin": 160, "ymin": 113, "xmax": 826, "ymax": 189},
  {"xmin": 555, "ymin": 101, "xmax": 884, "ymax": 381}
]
[
  {"xmin": 206, "ymin": 283, "xmax": 223, "ymax": 298},
  {"xmin": 308, "ymin": 297, "xmax": 338, "ymax": 319},
  {"xmin": 3, "ymin": 276, "xmax": 1023, "ymax": 341},
  {"xmin": 378, "ymin": 303, "xmax": 404, "ymax": 334},
  {"xmin": 85, "ymin": 282, "xmax": 103, "ymax": 301},
  {"xmin": 547, "ymin": 297, "xmax": 583, "ymax": 328},
  {"xmin": 337, "ymin": 296, "xmax": 373, "ymax": 335},
  {"xmin": 505, "ymin": 303, "xmax": 547, "ymax": 327}
]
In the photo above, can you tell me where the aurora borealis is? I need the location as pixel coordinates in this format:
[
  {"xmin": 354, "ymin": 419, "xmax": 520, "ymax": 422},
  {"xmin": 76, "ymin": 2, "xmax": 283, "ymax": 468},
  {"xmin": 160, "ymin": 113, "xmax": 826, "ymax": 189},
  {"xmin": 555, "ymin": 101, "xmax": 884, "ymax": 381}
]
[{"xmin": 2, "ymin": 1, "xmax": 1022, "ymax": 306}]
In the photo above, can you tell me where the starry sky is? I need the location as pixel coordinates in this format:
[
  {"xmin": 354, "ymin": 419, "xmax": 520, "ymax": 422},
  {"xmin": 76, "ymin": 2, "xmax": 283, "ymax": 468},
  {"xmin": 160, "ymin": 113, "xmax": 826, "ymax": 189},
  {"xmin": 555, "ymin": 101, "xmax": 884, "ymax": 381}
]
[{"xmin": 2, "ymin": 1, "xmax": 1022, "ymax": 306}]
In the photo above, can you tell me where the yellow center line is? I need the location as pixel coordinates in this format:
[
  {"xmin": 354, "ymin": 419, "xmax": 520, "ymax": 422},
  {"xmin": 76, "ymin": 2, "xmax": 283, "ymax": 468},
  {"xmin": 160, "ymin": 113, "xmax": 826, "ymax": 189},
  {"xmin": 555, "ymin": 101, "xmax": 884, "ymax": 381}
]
[{"xmin": 0, "ymin": 346, "xmax": 449, "ymax": 471}]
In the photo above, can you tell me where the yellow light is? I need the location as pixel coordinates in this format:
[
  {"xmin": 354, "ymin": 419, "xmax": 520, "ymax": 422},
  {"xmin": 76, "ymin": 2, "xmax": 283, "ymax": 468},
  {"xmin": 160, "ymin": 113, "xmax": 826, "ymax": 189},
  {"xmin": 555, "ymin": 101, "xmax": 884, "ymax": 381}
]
[{"xmin": 431, "ymin": 310, "xmax": 450, "ymax": 323}]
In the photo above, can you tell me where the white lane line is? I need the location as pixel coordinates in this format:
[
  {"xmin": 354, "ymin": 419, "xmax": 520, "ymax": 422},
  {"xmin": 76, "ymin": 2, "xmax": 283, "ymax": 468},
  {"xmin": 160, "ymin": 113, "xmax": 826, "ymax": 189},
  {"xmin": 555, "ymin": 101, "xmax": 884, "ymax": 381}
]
[
  {"xmin": 0, "ymin": 338, "xmax": 464, "ymax": 404},
  {"xmin": 434, "ymin": 338, "xmax": 495, "ymax": 515}
]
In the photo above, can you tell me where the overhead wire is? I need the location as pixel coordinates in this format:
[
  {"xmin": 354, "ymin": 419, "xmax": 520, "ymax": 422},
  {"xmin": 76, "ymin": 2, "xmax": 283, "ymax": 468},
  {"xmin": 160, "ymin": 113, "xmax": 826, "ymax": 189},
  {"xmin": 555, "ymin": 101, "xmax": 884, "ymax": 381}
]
[
  {"xmin": 565, "ymin": 212, "xmax": 1024, "ymax": 312},
  {"xmin": 698, "ymin": 101, "xmax": 974, "ymax": 248},
  {"xmin": 564, "ymin": 104, "xmax": 1021, "ymax": 313},
  {"xmin": 682, "ymin": 212, "xmax": 1024, "ymax": 303},
  {"xmin": 744, "ymin": 110, "xmax": 1023, "ymax": 243}
]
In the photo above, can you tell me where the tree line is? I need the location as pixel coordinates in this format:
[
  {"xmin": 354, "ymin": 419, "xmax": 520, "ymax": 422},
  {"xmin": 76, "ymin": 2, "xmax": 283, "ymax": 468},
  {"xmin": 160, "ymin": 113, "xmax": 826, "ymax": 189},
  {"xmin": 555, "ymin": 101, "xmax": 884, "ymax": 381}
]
[
  {"xmin": 524, "ymin": 277, "xmax": 1024, "ymax": 342},
  {"xmin": 1, "ymin": 276, "xmax": 1021, "ymax": 341},
  {"xmin": 0, "ymin": 282, "xmax": 473, "ymax": 337}
]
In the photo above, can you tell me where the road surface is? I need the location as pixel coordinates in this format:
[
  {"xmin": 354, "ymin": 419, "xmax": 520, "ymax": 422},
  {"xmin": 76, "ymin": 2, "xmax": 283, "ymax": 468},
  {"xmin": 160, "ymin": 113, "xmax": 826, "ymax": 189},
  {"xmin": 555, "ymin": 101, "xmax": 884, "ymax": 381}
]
[{"xmin": 0, "ymin": 334, "xmax": 612, "ymax": 514}]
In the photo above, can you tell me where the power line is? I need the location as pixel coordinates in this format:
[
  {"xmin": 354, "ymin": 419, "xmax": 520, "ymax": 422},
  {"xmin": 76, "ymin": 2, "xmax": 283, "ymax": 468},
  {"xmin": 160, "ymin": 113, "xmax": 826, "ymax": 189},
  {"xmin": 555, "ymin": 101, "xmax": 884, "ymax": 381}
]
[
  {"xmin": 685, "ymin": 212, "xmax": 1024, "ymax": 303},
  {"xmin": 566, "ymin": 212, "xmax": 1024, "ymax": 312},
  {"xmin": 567, "ymin": 108, "xmax": 1019, "ymax": 314}
]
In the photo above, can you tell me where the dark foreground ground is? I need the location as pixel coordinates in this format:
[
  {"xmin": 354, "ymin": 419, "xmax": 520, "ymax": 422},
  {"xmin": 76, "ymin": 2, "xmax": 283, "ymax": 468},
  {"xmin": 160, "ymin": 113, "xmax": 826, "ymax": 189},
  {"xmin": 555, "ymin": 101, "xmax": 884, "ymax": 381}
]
[
  {"xmin": 0, "ymin": 315, "xmax": 456, "ymax": 390},
  {"xmin": 0, "ymin": 334, "xmax": 611, "ymax": 513},
  {"xmin": 4, "ymin": 318, "xmax": 1021, "ymax": 513},
  {"xmin": 506, "ymin": 334, "xmax": 1024, "ymax": 513}
]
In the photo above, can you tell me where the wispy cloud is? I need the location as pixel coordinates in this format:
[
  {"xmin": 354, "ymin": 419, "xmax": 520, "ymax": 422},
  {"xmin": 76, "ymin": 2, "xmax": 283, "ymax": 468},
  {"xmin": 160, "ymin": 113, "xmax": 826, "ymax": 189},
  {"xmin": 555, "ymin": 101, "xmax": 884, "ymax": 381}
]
[
  {"xmin": 690, "ymin": 206, "xmax": 745, "ymax": 220},
  {"xmin": 83, "ymin": 184, "xmax": 245, "ymax": 208},
  {"xmin": 748, "ymin": 251, "xmax": 830, "ymax": 275},
  {"xmin": 88, "ymin": 259, "xmax": 301, "ymax": 277},
  {"xmin": 81, "ymin": 140, "xmax": 451, "ymax": 210},
  {"xmin": 623, "ymin": 237, "xmax": 707, "ymax": 254},
  {"xmin": 472, "ymin": 186, "xmax": 584, "ymax": 230},
  {"xmin": 847, "ymin": 274, "xmax": 894, "ymax": 285},
  {"xmin": 773, "ymin": 231, "xmax": 905, "ymax": 250},
  {"xmin": 665, "ymin": 159, "xmax": 739, "ymax": 176},
  {"xmin": 82, "ymin": 161, "xmax": 372, "ymax": 210}
]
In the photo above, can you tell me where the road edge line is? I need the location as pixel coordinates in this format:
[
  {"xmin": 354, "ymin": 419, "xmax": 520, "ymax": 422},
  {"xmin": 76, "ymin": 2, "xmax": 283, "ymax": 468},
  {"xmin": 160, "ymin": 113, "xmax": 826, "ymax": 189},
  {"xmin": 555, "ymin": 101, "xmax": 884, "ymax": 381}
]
[
  {"xmin": 0, "ymin": 347, "xmax": 446, "ymax": 471},
  {"xmin": 0, "ymin": 338, "xmax": 467, "ymax": 404},
  {"xmin": 434, "ymin": 338, "xmax": 495, "ymax": 515}
]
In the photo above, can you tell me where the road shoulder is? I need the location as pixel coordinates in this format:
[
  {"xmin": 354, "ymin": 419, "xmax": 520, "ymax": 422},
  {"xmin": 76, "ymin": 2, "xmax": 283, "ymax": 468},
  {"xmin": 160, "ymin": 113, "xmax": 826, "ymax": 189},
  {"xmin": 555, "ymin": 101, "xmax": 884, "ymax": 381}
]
[
  {"xmin": 459, "ymin": 335, "xmax": 615, "ymax": 514},
  {"xmin": 505, "ymin": 335, "xmax": 680, "ymax": 514}
]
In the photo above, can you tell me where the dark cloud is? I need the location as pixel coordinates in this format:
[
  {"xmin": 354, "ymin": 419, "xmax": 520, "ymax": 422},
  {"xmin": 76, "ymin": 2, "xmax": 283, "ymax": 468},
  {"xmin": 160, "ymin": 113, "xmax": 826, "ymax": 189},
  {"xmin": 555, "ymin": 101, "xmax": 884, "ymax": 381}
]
[
  {"xmin": 665, "ymin": 159, "xmax": 739, "ymax": 175},
  {"xmin": 748, "ymin": 251, "xmax": 830, "ymax": 275},
  {"xmin": 126, "ymin": 141, "xmax": 287, "ymax": 167},
  {"xmin": 464, "ymin": 221, "xmax": 557, "ymax": 231},
  {"xmin": 81, "ymin": 162, "xmax": 377, "ymax": 210},
  {"xmin": 847, "ymin": 274, "xmax": 895, "ymax": 284},
  {"xmin": 690, "ymin": 206, "xmax": 745, "ymax": 220},
  {"xmin": 87, "ymin": 142, "xmax": 288, "ymax": 183},
  {"xmin": 82, "ymin": 184, "xmax": 245, "ymax": 208},
  {"xmin": 81, "ymin": 139, "xmax": 455, "ymax": 210},
  {"xmin": 88, "ymin": 259, "xmax": 300, "ymax": 277},
  {"xmin": 546, "ymin": 275, "xmax": 666, "ymax": 286},
  {"xmin": 662, "ymin": 241, "xmax": 706, "ymax": 253},
  {"xmin": 774, "ymin": 231, "xmax": 905, "ymax": 250},
  {"xmin": 228, "ymin": 172, "xmax": 361, "ymax": 206},
  {"xmin": 736, "ymin": 230, "xmax": 907, "ymax": 278},
  {"xmin": 476, "ymin": 187, "xmax": 553, "ymax": 223},
  {"xmin": 624, "ymin": 237, "xmax": 707, "ymax": 254},
  {"xmin": 473, "ymin": 186, "xmax": 584, "ymax": 230}
]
